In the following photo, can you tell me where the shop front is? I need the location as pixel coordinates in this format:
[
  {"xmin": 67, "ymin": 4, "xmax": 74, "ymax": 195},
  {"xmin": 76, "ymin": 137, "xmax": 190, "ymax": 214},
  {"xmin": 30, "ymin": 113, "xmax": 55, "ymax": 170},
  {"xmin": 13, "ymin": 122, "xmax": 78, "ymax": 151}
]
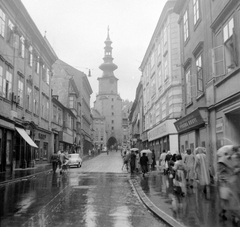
[
  {"xmin": 141, "ymin": 131, "xmax": 148, "ymax": 150},
  {"xmin": 83, "ymin": 135, "xmax": 92, "ymax": 156},
  {"xmin": 148, "ymin": 119, "xmax": 178, "ymax": 159},
  {"xmin": 33, "ymin": 129, "xmax": 51, "ymax": 164},
  {"xmin": 0, "ymin": 117, "xmax": 15, "ymax": 172},
  {"xmin": 174, "ymin": 108, "xmax": 207, "ymax": 155},
  {"xmin": 15, "ymin": 126, "xmax": 38, "ymax": 168},
  {"xmin": 59, "ymin": 131, "xmax": 74, "ymax": 153}
]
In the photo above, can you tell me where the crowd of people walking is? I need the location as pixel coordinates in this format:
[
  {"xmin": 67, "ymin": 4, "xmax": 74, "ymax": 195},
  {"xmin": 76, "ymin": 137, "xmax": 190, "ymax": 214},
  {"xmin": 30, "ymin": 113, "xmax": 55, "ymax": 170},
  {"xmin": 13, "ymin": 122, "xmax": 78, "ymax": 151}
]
[
  {"xmin": 123, "ymin": 145, "xmax": 240, "ymax": 225},
  {"xmin": 158, "ymin": 147, "xmax": 210, "ymax": 197}
]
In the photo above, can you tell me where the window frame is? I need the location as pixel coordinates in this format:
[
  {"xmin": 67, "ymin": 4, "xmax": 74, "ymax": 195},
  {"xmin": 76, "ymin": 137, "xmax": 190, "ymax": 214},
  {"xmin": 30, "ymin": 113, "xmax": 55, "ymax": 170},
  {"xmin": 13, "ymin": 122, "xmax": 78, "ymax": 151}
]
[
  {"xmin": 193, "ymin": 0, "xmax": 200, "ymax": 26},
  {"xmin": 3, "ymin": 65, "xmax": 13, "ymax": 100},
  {"xmin": 0, "ymin": 8, "xmax": 6, "ymax": 38},
  {"xmin": 34, "ymin": 88, "xmax": 39, "ymax": 115},
  {"xmin": 183, "ymin": 10, "xmax": 189, "ymax": 42},
  {"xmin": 185, "ymin": 67, "xmax": 192, "ymax": 105},
  {"xmin": 0, "ymin": 59, "xmax": 3, "ymax": 96},
  {"xmin": 26, "ymin": 82, "xmax": 32, "ymax": 111},
  {"xmin": 196, "ymin": 54, "xmax": 203, "ymax": 97}
]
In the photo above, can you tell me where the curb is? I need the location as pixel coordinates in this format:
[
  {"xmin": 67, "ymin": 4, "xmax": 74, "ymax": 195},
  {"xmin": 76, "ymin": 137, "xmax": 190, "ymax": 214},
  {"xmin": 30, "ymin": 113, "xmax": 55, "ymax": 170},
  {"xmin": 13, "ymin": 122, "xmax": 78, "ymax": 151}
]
[
  {"xmin": 130, "ymin": 178, "xmax": 186, "ymax": 227},
  {"xmin": 0, "ymin": 169, "xmax": 52, "ymax": 186}
]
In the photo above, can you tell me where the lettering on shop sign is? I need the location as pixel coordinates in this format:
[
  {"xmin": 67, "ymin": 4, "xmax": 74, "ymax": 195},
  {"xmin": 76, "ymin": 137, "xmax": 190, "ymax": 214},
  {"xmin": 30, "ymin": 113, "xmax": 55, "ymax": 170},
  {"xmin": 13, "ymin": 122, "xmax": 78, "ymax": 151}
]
[
  {"xmin": 149, "ymin": 124, "xmax": 166, "ymax": 138},
  {"xmin": 178, "ymin": 118, "xmax": 198, "ymax": 129},
  {"xmin": 174, "ymin": 109, "xmax": 205, "ymax": 133},
  {"xmin": 38, "ymin": 133, "xmax": 46, "ymax": 139}
]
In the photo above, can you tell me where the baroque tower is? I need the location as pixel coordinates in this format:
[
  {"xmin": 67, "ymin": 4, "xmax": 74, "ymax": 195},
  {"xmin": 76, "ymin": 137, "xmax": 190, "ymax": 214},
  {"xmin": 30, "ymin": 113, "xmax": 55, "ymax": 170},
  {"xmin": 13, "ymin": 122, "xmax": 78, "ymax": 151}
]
[{"xmin": 94, "ymin": 28, "xmax": 122, "ymax": 149}]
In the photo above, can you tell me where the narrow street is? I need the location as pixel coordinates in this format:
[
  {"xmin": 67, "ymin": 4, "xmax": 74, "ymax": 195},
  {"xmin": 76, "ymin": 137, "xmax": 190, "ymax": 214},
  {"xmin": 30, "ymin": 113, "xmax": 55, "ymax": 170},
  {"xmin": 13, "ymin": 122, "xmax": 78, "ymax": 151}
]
[{"xmin": 0, "ymin": 152, "xmax": 167, "ymax": 227}]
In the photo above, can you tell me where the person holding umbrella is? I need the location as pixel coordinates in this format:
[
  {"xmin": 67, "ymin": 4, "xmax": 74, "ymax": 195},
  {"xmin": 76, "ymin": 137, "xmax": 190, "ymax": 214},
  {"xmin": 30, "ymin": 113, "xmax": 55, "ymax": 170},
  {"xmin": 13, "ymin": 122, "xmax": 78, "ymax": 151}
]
[{"xmin": 140, "ymin": 151, "xmax": 149, "ymax": 177}]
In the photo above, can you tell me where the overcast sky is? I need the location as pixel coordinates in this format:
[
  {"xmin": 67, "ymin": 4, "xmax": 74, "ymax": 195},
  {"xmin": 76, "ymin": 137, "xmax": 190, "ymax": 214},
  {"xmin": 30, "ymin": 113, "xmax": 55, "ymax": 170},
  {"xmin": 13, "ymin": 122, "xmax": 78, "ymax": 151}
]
[{"xmin": 21, "ymin": 0, "xmax": 167, "ymax": 106}]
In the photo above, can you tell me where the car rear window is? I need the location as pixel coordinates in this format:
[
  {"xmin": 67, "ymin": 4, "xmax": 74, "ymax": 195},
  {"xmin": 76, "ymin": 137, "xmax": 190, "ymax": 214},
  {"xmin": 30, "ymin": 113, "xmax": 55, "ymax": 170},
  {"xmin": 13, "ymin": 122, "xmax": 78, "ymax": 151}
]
[{"xmin": 69, "ymin": 154, "xmax": 79, "ymax": 158}]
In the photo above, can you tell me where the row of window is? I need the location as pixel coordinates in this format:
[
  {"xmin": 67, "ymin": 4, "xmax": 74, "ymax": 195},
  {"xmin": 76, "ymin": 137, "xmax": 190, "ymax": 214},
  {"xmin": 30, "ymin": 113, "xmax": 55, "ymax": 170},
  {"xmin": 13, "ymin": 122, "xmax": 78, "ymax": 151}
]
[
  {"xmin": 183, "ymin": 7, "xmax": 239, "ymax": 105},
  {"xmin": 0, "ymin": 7, "xmax": 51, "ymax": 86},
  {"xmin": 183, "ymin": 0, "xmax": 201, "ymax": 42}
]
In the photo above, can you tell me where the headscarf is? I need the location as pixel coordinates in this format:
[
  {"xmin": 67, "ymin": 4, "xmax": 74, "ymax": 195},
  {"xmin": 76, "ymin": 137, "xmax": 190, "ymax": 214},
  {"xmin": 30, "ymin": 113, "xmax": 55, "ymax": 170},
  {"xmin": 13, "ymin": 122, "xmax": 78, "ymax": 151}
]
[
  {"xmin": 217, "ymin": 145, "xmax": 240, "ymax": 170},
  {"xmin": 194, "ymin": 147, "xmax": 206, "ymax": 155},
  {"xmin": 167, "ymin": 150, "xmax": 171, "ymax": 155}
]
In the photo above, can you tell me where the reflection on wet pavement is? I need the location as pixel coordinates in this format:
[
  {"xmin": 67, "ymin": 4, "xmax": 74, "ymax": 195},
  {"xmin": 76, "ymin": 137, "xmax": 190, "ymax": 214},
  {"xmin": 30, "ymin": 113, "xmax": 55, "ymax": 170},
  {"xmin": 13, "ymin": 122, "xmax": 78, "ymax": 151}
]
[
  {"xmin": 137, "ymin": 171, "xmax": 237, "ymax": 227},
  {"xmin": 0, "ymin": 171, "xmax": 167, "ymax": 227}
]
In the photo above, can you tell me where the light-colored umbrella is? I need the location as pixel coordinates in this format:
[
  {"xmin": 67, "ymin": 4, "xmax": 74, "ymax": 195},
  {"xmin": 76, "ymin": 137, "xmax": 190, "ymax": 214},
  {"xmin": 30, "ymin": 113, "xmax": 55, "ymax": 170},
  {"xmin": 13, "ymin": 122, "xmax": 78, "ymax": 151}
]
[
  {"xmin": 140, "ymin": 149, "xmax": 152, "ymax": 154},
  {"xmin": 130, "ymin": 148, "xmax": 139, "ymax": 151}
]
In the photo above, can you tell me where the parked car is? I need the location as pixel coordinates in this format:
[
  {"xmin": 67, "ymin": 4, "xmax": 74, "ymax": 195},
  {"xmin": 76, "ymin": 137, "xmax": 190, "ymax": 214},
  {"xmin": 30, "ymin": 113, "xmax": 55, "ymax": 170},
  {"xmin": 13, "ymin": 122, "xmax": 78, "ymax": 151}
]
[
  {"xmin": 67, "ymin": 153, "xmax": 82, "ymax": 168},
  {"xmin": 102, "ymin": 147, "xmax": 107, "ymax": 152}
]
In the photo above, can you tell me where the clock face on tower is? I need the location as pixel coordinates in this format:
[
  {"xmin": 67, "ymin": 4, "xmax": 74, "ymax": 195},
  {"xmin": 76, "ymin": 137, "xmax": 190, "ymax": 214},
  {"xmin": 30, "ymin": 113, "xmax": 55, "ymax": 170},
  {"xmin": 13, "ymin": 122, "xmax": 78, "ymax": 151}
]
[{"xmin": 109, "ymin": 78, "xmax": 114, "ymax": 84}]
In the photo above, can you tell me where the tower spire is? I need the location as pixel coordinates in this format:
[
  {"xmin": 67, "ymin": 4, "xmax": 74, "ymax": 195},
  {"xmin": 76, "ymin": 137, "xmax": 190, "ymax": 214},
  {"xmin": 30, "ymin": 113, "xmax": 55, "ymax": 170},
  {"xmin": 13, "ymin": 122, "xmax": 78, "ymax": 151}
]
[
  {"xmin": 107, "ymin": 26, "xmax": 110, "ymax": 39},
  {"xmin": 99, "ymin": 28, "xmax": 118, "ymax": 77}
]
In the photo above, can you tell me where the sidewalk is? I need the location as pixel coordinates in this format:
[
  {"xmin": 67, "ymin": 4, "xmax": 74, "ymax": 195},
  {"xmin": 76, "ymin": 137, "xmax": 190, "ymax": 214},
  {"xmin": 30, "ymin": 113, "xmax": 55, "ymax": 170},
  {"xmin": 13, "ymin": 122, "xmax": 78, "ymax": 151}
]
[
  {"xmin": 0, "ymin": 164, "xmax": 52, "ymax": 185},
  {"xmin": 0, "ymin": 154, "xmax": 95, "ymax": 186},
  {"xmin": 131, "ymin": 170, "xmax": 236, "ymax": 227}
]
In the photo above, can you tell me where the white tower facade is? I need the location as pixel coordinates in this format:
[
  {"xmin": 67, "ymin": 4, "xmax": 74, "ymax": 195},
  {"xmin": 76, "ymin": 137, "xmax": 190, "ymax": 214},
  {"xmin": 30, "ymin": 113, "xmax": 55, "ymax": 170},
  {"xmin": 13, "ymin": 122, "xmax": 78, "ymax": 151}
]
[{"xmin": 94, "ymin": 29, "xmax": 123, "ymax": 148}]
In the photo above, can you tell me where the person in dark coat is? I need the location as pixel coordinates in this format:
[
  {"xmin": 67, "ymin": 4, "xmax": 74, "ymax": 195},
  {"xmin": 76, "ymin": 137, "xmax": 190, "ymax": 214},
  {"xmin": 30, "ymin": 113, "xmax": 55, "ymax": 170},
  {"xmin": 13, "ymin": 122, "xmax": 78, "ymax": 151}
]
[
  {"xmin": 130, "ymin": 150, "xmax": 136, "ymax": 173},
  {"xmin": 140, "ymin": 152, "xmax": 149, "ymax": 177},
  {"xmin": 51, "ymin": 151, "xmax": 59, "ymax": 173},
  {"xmin": 151, "ymin": 150, "xmax": 156, "ymax": 170}
]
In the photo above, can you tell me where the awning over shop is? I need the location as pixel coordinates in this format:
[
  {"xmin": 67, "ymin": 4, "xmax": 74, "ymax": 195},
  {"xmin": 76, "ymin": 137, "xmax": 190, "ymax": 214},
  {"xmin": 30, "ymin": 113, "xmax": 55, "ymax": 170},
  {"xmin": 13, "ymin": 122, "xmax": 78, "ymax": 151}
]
[{"xmin": 15, "ymin": 127, "xmax": 38, "ymax": 148}]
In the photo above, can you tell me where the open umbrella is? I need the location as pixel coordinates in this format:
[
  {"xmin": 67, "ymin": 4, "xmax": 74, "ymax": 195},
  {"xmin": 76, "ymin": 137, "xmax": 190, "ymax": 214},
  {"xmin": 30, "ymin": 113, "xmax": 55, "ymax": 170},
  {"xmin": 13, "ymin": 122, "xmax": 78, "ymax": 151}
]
[
  {"xmin": 140, "ymin": 149, "xmax": 152, "ymax": 154},
  {"xmin": 130, "ymin": 148, "xmax": 139, "ymax": 152}
]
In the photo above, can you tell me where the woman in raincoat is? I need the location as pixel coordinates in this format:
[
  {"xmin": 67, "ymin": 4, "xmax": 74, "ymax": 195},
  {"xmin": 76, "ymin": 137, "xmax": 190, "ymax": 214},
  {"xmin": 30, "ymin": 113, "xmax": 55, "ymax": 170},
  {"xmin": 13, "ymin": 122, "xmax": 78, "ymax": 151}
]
[
  {"xmin": 159, "ymin": 150, "xmax": 167, "ymax": 174},
  {"xmin": 173, "ymin": 154, "xmax": 186, "ymax": 196},
  {"xmin": 184, "ymin": 149, "xmax": 195, "ymax": 188},
  {"xmin": 217, "ymin": 145, "xmax": 240, "ymax": 224},
  {"xmin": 194, "ymin": 147, "xmax": 210, "ymax": 192}
]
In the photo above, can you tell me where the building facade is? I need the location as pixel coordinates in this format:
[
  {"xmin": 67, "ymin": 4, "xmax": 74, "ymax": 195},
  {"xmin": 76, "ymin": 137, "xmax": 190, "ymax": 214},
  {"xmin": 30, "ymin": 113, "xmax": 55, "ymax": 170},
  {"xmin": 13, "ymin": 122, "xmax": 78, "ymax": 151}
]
[
  {"xmin": 129, "ymin": 82, "xmax": 144, "ymax": 150},
  {"xmin": 94, "ymin": 29, "xmax": 123, "ymax": 149},
  {"xmin": 174, "ymin": 0, "xmax": 240, "ymax": 174},
  {"xmin": 173, "ymin": 0, "xmax": 210, "ymax": 160},
  {"xmin": 0, "ymin": 0, "xmax": 57, "ymax": 171},
  {"xmin": 52, "ymin": 59, "xmax": 93, "ymax": 157},
  {"xmin": 91, "ymin": 108, "xmax": 106, "ymax": 151},
  {"xmin": 139, "ymin": 0, "xmax": 182, "ymax": 159}
]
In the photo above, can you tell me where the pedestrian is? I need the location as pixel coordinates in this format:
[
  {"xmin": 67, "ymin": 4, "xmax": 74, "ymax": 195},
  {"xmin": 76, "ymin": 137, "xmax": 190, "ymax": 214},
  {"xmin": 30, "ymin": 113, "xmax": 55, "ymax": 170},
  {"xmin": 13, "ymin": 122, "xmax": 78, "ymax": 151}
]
[
  {"xmin": 130, "ymin": 150, "xmax": 136, "ymax": 173},
  {"xmin": 51, "ymin": 151, "xmax": 59, "ymax": 173},
  {"xmin": 60, "ymin": 150, "xmax": 69, "ymax": 174},
  {"xmin": 217, "ymin": 145, "xmax": 240, "ymax": 224},
  {"xmin": 57, "ymin": 149, "xmax": 62, "ymax": 168},
  {"xmin": 122, "ymin": 151, "xmax": 129, "ymax": 171},
  {"xmin": 169, "ymin": 153, "xmax": 177, "ymax": 178},
  {"xmin": 159, "ymin": 150, "xmax": 167, "ymax": 174},
  {"xmin": 135, "ymin": 150, "xmax": 140, "ymax": 173},
  {"xmin": 184, "ymin": 149, "xmax": 195, "ymax": 188},
  {"xmin": 173, "ymin": 154, "xmax": 186, "ymax": 196},
  {"xmin": 194, "ymin": 147, "xmax": 210, "ymax": 193},
  {"xmin": 165, "ymin": 151, "xmax": 173, "ymax": 175},
  {"xmin": 140, "ymin": 152, "xmax": 149, "ymax": 177},
  {"xmin": 151, "ymin": 150, "xmax": 156, "ymax": 170}
]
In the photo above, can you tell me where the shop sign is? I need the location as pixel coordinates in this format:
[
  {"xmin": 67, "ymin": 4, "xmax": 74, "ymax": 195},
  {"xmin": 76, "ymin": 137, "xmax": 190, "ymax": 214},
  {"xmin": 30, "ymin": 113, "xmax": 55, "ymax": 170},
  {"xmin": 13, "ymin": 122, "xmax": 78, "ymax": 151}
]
[
  {"xmin": 148, "ymin": 119, "xmax": 177, "ymax": 141},
  {"xmin": 141, "ymin": 131, "xmax": 148, "ymax": 142},
  {"xmin": 38, "ymin": 133, "xmax": 46, "ymax": 139},
  {"xmin": 216, "ymin": 123, "xmax": 223, "ymax": 133},
  {"xmin": 0, "ymin": 119, "xmax": 15, "ymax": 130},
  {"xmin": 174, "ymin": 109, "xmax": 205, "ymax": 133},
  {"xmin": 59, "ymin": 131, "xmax": 73, "ymax": 144}
]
